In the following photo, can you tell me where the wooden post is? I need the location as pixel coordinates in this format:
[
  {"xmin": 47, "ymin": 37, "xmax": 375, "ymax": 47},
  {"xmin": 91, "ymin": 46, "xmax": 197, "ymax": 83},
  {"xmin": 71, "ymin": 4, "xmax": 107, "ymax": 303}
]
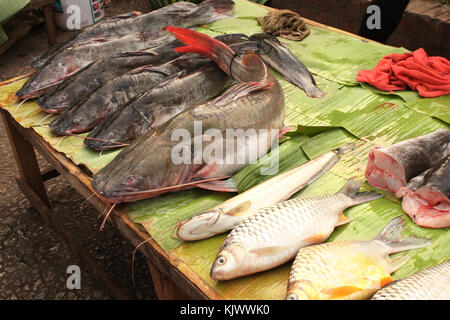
[
  {"xmin": 146, "ymin": 259, "xmax": 191, "ymax": 300},
  {"xmin": 43, "ymin": 4, "xmax": 57, "ymax": 46},
  {"xmin": 1, "ymin": 110, "xmax": 50, "ymax": 207}
]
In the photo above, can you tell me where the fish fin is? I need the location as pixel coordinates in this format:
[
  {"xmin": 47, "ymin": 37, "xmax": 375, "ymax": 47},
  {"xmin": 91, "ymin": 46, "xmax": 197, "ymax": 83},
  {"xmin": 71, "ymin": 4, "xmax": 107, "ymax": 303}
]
[
  {"xmin": 338, "ymin": 177, "xmax": 383, "ymax": 205},
  {"xmin": 212, "ymin": 82, "xmax": 273, "ymax": 107},
  {"xmin": 388, "ymin": 254, "xmax": 411, "ymax": 273},
  {"xmin": 379, "ymin": 276, "xmax": 394, "ymax": 288},
  {"xmin": 249, "ymin": 246, "xmax": 286, "ymax": 256},
  {"xmin": 321, "ymin": 286, "xmax": 363, "ymax": 299},
  {"xmin": 336, "ymin": 214, "xmax": 352, "ymax": 226},
  {"xmin": 164, "ymin": 26, "xmax": 235, "ymax": 74},
  {"xmin": 226, "ymin": 201, "xmax": 252, "ymax": 216},
  {"xmin": 109, "ymin": 11, "xmax": 141, "ymax": 21},
  {"xmin": 335, "ymin": 143, "xmax": 356, "ymax": 155},
  {"xmin": 195, "ymin": 177, "xmax": 238, "ymax": 192},
  {"xmin": 303, "ymin": 233, "xmax": 329, "ymax": 245},
  {"xmin": 200, "ymin": 0, "xmax": 236, "ymax": 23},
  {"xmin": 117, "ymin": 51, "xmax": 157, "ymax": 57},
  {"xmin": 374, "ymin": 216, "xmax": 432, "ymax": 254}
]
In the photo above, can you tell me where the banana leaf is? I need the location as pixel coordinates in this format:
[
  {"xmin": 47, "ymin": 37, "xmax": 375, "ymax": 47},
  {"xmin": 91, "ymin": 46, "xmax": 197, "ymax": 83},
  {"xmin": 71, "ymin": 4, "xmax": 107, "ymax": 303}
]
[{"xmin": 0, "ymin": 0, "xmax": 448, "ymax": 300}]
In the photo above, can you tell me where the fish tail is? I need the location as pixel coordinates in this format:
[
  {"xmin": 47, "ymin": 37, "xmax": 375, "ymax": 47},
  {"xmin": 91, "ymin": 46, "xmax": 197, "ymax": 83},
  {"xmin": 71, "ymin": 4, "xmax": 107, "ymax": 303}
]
[
  {"xmin": 200, "ymin": 0, "xmax": 236, "ymax": 23},
  {"xmin": 164, "ymin": 26, "xmax": 235, "ymax": 76},
  {"xmin": 338, "ymin": 177, "xmax": 383, "ymax": 205},
  {"xmin": 374, "ymin": 216, "xmax": 432, "ymax": 254},
  {"xmin": 335, "ymin": 143, "xmax": 356, "ymax": 155},
  {"xmin": 304, "ymin": 85, "xmax": 325, "ymax": 98}
]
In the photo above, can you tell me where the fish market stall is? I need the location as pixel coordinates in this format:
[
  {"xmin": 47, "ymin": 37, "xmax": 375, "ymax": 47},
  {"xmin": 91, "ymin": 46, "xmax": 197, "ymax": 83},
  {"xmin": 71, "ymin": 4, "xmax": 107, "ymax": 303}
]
[{"xmin": 0, "ymin": 0, "xmax": 449, "ymax": 300}]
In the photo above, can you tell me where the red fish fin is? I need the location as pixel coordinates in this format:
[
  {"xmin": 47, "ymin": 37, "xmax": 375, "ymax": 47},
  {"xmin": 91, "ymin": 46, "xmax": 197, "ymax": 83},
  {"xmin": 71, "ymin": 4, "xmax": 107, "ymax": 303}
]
[
  {"xmin": 213, "ymin": 82, "xmax": 273, "ymax": 107},
  {"xmin": 195, "ymin": 177, "xmax": 238, "ymax": 192},
  {"xmin": 379, "ymin": 276, "xmax": 393, "ymax": 288},
  {"xmin": 163, "ymin": 26, "xmax": 234, "ymax": 73},
  {"xmin": 322, "ymin": 286, "xmax": 363, "ymax": 299}
]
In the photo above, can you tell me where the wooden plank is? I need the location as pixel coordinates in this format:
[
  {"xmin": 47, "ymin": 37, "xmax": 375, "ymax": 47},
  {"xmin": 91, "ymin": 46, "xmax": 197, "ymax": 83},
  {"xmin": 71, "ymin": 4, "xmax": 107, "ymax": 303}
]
[
  {"xmin": 146, "ymin": 259, "xmax": 191, "ymax": 300},
  {"xmin": 15, "ymin": 175, "xmax": 130, "ymax": 300},
  {"xmin": 43, "ymin": 4, "xmax": 57, "ymax": 46}
]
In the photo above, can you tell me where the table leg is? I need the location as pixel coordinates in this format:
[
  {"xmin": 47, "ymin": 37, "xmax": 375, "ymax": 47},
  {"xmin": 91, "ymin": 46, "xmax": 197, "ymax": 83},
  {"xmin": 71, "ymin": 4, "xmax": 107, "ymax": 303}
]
[
  {"xmin": 146, "ymin": 259, "xmax": 191, "ymax": 300},
  {"xmin": 1, "ymin": 110, "xmax": 50, "ymax": 207},
  {"xmin": 43, "ymin": 4, "xmax": 57, "ymax": 46}
]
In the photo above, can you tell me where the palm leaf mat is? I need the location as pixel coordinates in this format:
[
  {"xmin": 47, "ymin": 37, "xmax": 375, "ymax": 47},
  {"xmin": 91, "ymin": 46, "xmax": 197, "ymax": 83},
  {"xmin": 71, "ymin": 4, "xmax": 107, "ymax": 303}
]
[{"xmin": 0, "ymin": 0, "xmax": 448, "ymax": 300}]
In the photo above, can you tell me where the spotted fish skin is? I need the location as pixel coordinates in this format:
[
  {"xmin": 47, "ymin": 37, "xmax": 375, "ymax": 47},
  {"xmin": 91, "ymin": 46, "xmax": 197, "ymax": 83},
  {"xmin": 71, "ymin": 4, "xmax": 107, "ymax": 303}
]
[
  {"xmin": 371, "ymin": 261, "xmax": 450, "ymax": 300},
  {"xmin": 210, "ymin": 179, "xmax": 383, "ymax": 281}
]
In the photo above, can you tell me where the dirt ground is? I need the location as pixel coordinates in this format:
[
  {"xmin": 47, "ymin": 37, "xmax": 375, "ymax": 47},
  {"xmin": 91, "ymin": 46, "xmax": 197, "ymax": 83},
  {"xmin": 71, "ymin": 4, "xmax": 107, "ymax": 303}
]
[{"xmin": 0, "ymin": 0, "xmax": 157, "ymax": 300}]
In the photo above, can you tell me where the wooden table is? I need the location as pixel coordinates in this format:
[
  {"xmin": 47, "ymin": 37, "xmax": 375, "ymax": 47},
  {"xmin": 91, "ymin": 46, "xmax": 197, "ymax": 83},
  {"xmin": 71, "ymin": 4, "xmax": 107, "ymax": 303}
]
[{"xmin": 1, "ymin": 2, "xmax": 387, "ymax": 300}]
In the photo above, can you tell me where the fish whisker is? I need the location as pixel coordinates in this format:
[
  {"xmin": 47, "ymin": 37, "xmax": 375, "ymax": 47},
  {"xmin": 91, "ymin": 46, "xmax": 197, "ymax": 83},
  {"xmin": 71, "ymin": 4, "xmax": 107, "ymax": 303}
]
[{"xmin": 99, "ymin": 203, "xmax": 116, "ymax": 231}]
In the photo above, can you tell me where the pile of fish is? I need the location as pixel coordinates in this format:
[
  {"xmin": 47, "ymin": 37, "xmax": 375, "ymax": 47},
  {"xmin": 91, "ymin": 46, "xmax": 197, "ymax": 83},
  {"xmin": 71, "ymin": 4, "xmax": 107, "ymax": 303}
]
[
  {"xmin": 365, "ymin": 129, "xmax": 450, "ymax": 228},
  {"xmin": 14, "ymin": 0, "xmax": 325, "ymax": 154},
  {"xmin": 173, "ymin": 146, "xmax": 449, "ymax": 299}
]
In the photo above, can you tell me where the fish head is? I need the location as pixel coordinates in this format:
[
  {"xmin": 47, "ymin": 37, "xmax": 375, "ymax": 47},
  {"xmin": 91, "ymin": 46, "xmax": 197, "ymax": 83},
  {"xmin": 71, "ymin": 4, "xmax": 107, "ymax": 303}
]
[
  {"xmin": 91, "ymin": 132, "xmax": 193, "ymax": 203},
  {"xmin": 50, "ymin": 107, "xmax": 98, "ymax": 135},
  {"xmin": 16, "ymin": 58, "xmax": 76, "ymax": 99},
  {"xmin": 85, "ymin": 105, "xmax": 148, "ymax": 151},
  {"xmin": 286, "ymin": 281, "xmax": 320, "ymax": 300},
  {"xmin": 210, "ymin": 244, "xmax": 247, "ymax": 280},
  {"xmin": 176, "ymin": 209, "xmax": 225, "ymax": 241}
]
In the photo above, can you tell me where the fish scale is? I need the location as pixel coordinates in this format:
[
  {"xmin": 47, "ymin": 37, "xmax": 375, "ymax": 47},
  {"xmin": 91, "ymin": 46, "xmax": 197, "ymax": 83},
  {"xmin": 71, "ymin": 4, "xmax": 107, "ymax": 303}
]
[{"xmin": 371, "ymin": 261, "xmax": 450, "ymax": 300}]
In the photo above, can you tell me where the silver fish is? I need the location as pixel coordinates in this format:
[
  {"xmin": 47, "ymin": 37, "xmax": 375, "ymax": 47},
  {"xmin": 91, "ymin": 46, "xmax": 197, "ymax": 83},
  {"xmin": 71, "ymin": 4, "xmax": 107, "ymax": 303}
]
[
  {"xmin": 210, "ymin": 178, "xmax": 383, "ymax": 280},
  {"xmin": 177, "ymin": 144, "xmax": 354, "ymax": 241}
]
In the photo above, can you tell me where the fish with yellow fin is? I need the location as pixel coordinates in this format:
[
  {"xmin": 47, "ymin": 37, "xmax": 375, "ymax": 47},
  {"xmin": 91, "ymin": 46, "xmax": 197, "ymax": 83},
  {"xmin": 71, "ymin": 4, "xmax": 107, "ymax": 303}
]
[{"xmin": 286, "ymin": 216, "xmax": 431, "ymax": 300}]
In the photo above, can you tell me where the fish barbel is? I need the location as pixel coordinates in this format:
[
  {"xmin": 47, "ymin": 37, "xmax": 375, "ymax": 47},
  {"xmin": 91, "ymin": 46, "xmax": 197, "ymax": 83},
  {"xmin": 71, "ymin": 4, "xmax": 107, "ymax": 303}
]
[
  {"xmin": 210, "ymin": 178, "xmax": 382, "ymax": 280},
  {"xmin": 177, "ymin": 144, "xmax": 355, "ymax": 241},
  {"xmin": 286, "ymin": 216, "xmax": 431, "ymax": 300},
  {"xmin": 91, "ymin": 27, "xmax": 285, "ymax": 203},
  {"xmin": 371, "ymin": 260, "xmax": 450, "ymax": 300}
]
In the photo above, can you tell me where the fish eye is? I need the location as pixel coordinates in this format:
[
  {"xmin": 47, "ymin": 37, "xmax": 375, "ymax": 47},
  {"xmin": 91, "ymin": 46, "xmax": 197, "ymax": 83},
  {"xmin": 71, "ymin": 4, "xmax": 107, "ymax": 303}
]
[
  {"xmin": 125, "ymin": 175, "xmax": 136, "ymax": 185},
  {"xmin": 217, "ymin": 256, "xmax": 226, "ymax": 265},
  {"xmin": 286, "ymin": 293, "xmax": 298, "ymax": 300}
]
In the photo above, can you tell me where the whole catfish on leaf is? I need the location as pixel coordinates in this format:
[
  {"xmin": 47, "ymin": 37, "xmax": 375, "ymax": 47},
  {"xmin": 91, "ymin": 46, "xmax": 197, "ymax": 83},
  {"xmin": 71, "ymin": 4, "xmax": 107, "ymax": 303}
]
[
  {"xmin": 85, "ymin": 62, "xmax": 231, "ymax": 150},
  {"xmin": 396, "ymin": 155, "xmax": 450, "ymax": 228},
  {"xmin": 30, "ymin": 0, "xmax": 236, "ymax": 68},
  {"xmin": 91, "ymin": 27, "xmax": 285, "ymax": 204},
  {"xmin": 16, "ymin": 32, "xmax": 174, "ymax": 99},
  {"xmin": 50, "ymin": 53, "xmax": 211, "ymax": 135},
  {"xmin": 38, "ymin": 40, "xmax": 185, "ymax": 114}
]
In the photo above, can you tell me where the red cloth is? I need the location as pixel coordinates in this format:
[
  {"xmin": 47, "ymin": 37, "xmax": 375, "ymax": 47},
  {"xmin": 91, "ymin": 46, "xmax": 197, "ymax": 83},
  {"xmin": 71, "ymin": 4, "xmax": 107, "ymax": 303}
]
[{"xmin": 357, "ymin": 48, "xmax": 450, "ymax": 98}]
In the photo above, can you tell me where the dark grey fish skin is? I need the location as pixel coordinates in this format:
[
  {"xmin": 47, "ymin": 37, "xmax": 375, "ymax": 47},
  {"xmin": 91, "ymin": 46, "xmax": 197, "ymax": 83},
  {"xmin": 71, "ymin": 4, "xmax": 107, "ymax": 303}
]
[
  {"xmin": 17, "ymin": 32, "xmax": 174, "ymax": 99},
  {"xmin": 49, "ymin": 53, "xmax": 210, "ymax": 135},
  {"xmin": 85, "ymin": 62, "xmax": 231, "ymax": 150},
  {"xmin": 90, "ymin": 27, "xmax": 285, "ymax": 204},
  {"xmin": 30, "ymin": 0, "xmax": 235, "ymax": 68},
  {"xmin": 366, "ymin": 129, "xmax": 450, "ymax": 194},
  {"xmin": 249, "ymin": 34, "xmax": 325, "ymax": 98},
  {"xmin": 37, "ymin": 40, "xmax": 185, "ymax": 114}
]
